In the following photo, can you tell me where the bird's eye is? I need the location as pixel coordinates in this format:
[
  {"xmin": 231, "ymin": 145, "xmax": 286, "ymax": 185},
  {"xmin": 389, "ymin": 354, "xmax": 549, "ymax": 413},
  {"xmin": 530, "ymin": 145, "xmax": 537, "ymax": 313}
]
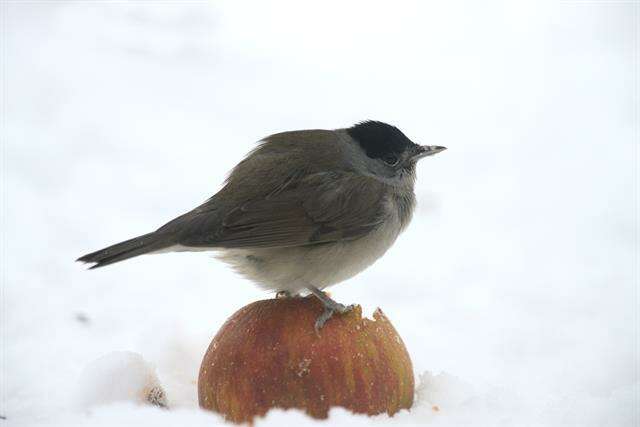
[{"xmin": 383, "ymin": 154, "xmax": 399, "ymax": 166}]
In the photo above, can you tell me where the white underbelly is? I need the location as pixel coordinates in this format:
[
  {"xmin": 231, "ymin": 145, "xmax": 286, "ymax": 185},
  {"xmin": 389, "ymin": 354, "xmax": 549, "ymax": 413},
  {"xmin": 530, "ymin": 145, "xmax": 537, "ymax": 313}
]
[{"xmin": 216, "ymin": 218, "xmax": 402, "ymax": 293}]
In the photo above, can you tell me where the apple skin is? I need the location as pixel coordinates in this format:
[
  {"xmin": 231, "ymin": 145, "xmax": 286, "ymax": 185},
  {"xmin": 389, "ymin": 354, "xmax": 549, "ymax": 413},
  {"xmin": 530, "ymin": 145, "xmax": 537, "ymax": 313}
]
[{"xmin": 198, "ymin": 296, "xmax": 414, "ymax": 423}]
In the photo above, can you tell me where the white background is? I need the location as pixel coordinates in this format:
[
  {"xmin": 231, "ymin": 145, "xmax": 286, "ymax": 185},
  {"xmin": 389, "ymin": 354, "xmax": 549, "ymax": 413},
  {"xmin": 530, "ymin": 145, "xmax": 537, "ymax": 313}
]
[{"xmin": 3, "ymin": 1, "xmax": 638, "ymax": 425}]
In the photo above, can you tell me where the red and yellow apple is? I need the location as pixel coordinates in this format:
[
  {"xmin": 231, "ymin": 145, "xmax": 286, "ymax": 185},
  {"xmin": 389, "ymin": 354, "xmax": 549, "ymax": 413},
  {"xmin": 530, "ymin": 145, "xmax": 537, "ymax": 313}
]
[{"xmin": 198, "ymin": 296, "xmax": 414, "ymax": 423}]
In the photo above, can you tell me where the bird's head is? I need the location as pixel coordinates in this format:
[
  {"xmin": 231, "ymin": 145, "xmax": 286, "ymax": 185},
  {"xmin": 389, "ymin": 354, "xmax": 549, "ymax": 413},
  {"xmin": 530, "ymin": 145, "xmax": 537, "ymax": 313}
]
[{"xmin": 346, "ymin": 120, "xmax": 446, "ymax": 185}]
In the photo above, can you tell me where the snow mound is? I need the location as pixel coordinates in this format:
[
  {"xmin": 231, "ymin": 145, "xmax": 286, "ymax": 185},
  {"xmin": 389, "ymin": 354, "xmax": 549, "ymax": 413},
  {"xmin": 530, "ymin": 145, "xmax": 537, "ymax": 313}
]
[{"xmin": 75, "ymin": 351, "xmax": 168, "ymax": 409}]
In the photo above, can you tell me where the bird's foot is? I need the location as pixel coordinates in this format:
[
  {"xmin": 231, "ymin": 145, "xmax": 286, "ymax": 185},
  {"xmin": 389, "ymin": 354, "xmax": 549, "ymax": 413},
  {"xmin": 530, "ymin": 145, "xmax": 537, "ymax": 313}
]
[
  {"xmin": 315, "ymin": 302, "xmax": 355, "ymax": 332},
  {"xmin": 307, "ymin": 286, "xmax": 355, "ymax": 332},
  {"xmin": 275, "ymin": 290, "xmax": 293, "ymax": 299}
]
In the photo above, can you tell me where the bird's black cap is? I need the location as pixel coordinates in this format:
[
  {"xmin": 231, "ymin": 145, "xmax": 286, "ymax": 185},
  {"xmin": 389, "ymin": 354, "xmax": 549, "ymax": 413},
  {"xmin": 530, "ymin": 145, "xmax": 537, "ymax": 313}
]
[{"xmin": 346, "ymin": 121, "xmax": 415, "ymax": 160}]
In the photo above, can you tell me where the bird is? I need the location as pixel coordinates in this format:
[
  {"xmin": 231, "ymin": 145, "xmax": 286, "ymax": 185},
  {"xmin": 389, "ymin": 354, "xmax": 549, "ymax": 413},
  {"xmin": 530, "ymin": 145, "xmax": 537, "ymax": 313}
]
[{"xmin": 77, "ymin": 121, "xmax": 446, "ymax": 330}]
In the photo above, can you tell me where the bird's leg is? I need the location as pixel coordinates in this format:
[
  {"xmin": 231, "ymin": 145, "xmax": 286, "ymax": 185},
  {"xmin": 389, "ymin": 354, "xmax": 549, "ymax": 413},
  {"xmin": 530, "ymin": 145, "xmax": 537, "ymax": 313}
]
[{"xmin": 307, "ymin": 286, "xmax": 355, "ymax": 332}]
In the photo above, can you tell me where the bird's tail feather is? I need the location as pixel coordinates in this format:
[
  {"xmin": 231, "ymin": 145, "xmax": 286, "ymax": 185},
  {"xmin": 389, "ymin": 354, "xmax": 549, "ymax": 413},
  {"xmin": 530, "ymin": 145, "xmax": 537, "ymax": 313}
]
[{"xmin": 77, "ymin": 232, "xmax": 169, "ymax": 269}]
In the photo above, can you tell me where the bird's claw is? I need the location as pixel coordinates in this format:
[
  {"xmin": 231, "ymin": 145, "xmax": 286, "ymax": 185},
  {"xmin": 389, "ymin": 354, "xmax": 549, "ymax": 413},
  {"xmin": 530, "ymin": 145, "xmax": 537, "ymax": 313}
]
[
  {"xmin": 314, "ymin": 303, "xmax": 355, "ymax": 333},
  {"xmin": 275, "ymin": 290, "xmax": 292, "ymax": 299}
]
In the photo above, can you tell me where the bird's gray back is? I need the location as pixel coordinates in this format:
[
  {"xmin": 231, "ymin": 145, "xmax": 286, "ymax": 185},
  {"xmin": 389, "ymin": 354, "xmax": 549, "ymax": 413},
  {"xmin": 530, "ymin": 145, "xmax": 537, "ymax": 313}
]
[{"xmin": 155, "ymin": 129, "xmax": 395, "ymax": 249}]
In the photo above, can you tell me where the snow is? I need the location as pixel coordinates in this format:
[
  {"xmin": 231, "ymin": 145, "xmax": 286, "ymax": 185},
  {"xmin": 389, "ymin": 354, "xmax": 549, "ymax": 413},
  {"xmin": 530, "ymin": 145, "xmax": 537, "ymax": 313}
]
[
  {"xmin": 3, "ymin": 1, "xmax": 638, "ymax": 426},
  {"xmin": 75, "ymin": 352, "xmax": 166, "ymax": 409}
]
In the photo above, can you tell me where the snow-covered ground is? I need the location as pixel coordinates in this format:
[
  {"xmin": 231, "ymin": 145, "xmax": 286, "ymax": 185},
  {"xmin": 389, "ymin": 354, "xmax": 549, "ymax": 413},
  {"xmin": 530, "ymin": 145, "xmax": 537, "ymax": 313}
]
[{"xmin": 3, "ymin": 1, "xmax": 638, "ymax": 425}]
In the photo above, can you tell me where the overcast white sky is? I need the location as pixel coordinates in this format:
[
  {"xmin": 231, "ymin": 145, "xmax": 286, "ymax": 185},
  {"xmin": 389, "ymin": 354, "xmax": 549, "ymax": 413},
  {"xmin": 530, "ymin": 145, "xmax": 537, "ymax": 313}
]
[{"xmin": 3, "ymin": 1, "xmax": 638, "ymax": 426}]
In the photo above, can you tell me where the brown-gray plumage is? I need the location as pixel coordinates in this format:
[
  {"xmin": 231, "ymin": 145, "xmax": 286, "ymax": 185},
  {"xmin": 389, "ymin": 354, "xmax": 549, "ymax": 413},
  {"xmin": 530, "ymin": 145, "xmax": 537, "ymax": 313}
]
[{"xmin": 78, "ymin": 121, "xmax": 446, "ymax": 329}]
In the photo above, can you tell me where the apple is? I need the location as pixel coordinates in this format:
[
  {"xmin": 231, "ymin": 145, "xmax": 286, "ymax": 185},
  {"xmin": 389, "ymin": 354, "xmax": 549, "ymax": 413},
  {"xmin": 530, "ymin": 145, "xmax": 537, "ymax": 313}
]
[{"xmin": 198, "ymin": 296, "xmax": 414, "ymax": 422}]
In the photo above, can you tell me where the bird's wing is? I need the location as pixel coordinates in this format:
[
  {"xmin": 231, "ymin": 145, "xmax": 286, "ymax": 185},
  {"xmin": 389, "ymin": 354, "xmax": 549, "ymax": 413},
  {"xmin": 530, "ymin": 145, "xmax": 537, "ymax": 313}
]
[{"xmin": 172, "ymin": 171, "xmax": 389, "ymax": 249}]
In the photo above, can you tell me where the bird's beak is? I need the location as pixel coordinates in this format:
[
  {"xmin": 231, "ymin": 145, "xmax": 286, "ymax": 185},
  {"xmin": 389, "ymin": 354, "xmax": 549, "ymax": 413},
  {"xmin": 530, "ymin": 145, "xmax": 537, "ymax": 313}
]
[{"xmin": 412, "ymin": 145, "xmax": 447, "ymax": 160}]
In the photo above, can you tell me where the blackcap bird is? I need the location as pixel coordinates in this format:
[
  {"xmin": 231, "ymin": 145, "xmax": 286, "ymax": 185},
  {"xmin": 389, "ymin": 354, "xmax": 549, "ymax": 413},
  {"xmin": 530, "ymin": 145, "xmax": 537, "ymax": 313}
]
[{"xmin": 78, "ymin": 121, "xmax": 446, "ymax": 330}]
